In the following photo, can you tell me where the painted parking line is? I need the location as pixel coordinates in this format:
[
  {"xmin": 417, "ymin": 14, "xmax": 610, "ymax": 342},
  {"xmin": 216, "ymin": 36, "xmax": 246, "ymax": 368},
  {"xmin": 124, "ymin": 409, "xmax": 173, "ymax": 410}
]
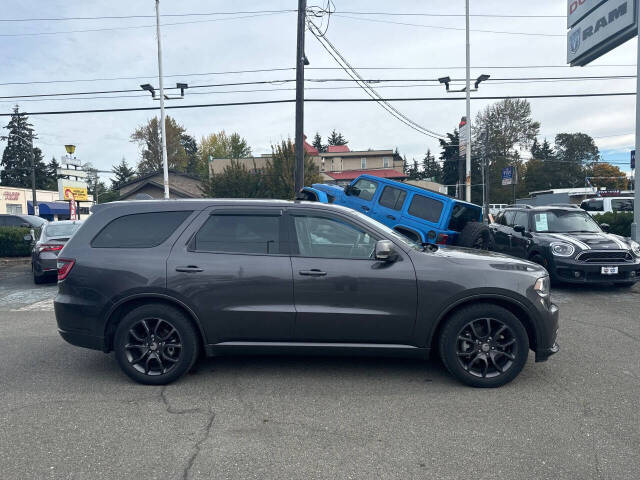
[{"xmin": 12, "ymin": 298, "xmax": 55, "ymax": 312}]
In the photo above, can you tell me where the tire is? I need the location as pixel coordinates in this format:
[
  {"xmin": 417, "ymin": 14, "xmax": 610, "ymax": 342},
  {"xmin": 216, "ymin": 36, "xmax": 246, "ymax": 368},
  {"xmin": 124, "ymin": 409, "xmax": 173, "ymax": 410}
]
[
  {"xmin": 457, "ymin": 222, "xmax": 491, "ymax": 250},
  {"xmin": 613, "ymin": 281, "xmax": 636, "ymax": 288},
  {"xmin": 33, "ymin": 264, "xmax": 45, "ymax": 284},
  {"xmin": 439, "ymin": 303, "xmax": 529, "ymax": 388},
  {"xmin": 114, "ymin": 304, "xmax": 199, "ymax": 385}
]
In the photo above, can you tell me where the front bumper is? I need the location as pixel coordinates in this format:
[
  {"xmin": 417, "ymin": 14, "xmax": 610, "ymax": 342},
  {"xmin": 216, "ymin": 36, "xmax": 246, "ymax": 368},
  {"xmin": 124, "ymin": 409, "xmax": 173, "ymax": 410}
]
[
  {"xmin": 535, "ymin": 302, "xmax": 559, "ymax": 362},
  {"xmin": 550, "ymin": 257, "xmax": 640, "ymax": 284}
]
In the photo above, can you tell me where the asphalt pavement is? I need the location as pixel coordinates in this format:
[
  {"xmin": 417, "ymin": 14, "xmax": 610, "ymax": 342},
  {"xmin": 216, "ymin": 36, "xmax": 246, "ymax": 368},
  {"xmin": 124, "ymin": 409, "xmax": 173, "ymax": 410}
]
[{"xmin": 1, "ymin": 263, "xmax": 639, "ymax": 479}]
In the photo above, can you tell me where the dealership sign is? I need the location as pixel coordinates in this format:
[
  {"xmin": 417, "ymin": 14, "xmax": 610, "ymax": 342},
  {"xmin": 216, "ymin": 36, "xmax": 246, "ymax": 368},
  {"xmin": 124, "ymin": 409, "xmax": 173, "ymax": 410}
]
[
  {"xmin": 567, "ymin": 0, "xmax": 637, "ymax": 66},
  {"xmin": 502, "ymin": 166, "xmax": 516, "ymax": 186},
  {"xmin": 58, "ymin": 179, "xmax": 88, "ymax": 201}
]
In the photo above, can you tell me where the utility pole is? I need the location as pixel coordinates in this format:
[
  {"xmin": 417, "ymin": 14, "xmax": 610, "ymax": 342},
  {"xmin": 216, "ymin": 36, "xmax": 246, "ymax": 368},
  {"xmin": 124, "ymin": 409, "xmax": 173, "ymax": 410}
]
[
  {"xmin": 464, "ymin": 0, "xmax": 472, "ymax": 203},
  {"xmin": 294, "ymin": 0, "xmax": 307, "ymax": 194},
  {"xmin": 155, "ymin": 0, "xmax": 169, "ymax": 199},
  {"xmin": 633, "ymin": 3, "xmax": 640, "ymax": 241}
]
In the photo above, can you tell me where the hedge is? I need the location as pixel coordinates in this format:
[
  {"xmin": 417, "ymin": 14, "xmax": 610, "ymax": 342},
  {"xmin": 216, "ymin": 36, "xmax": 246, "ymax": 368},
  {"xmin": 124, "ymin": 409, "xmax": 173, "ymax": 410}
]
[
  {"xmin": 592, "ymin": 212, "xmax": 633, "ymax": 238},
  {"xmin": 0, "ymin": 227, "xmax": 32, "ymax": 257}
]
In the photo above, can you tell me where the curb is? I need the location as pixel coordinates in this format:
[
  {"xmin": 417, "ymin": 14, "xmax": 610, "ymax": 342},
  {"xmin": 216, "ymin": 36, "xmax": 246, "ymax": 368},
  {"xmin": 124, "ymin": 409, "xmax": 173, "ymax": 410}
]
[{"xmin": 0, "ymin": 257, "xmax": 31, "ymax": 266}]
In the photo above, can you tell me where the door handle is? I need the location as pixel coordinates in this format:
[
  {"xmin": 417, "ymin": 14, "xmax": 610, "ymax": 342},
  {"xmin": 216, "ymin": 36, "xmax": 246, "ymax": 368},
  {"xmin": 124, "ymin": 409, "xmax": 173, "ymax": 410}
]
[
  {"xmin": 361, "ymin": 205, "xmax": 370, "ymax": 211},
  {"xmin": 386, "ymin": 215, "xmax": 396, "ymax": 220},
  {"xmin": 175, "ymin": 265, "xmax": 203, "ymax": 273},
  {"xmin": 299, "ymin": 269, "xmax": 327, "ymax": 277}
]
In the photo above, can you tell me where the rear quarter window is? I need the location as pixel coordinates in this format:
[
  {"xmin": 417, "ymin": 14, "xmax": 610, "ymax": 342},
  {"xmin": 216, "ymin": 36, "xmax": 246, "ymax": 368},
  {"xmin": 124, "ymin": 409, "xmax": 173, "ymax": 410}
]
[
  {"xmin": 407, "ymin": 194, "xmax": 443, "ymax": 224},
  {"xmin": 91, "ymin": 211, "xmax": 192, "ymax": 248}
]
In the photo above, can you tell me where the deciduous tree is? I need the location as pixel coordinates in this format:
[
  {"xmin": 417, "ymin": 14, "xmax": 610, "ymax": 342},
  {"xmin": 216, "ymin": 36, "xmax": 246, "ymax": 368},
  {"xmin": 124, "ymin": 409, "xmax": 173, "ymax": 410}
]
[{"xmin": 130, "ymin": 116, "xmax": 189, "ymax": 173}]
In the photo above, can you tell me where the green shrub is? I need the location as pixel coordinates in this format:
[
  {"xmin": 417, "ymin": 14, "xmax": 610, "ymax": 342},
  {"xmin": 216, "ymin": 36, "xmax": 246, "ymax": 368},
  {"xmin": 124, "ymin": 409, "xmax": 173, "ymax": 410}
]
[
  {"xmin": 592, "ymin": 212, "xmax": 633, "ymax": 237},
  {"xmin": 0, "ymin": 227, "xmax": 32, "ymax": 257}
]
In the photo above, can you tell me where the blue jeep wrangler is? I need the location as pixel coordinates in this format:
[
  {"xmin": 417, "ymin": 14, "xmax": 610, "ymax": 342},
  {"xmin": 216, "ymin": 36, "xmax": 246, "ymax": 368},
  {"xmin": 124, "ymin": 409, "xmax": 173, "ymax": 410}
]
[{"xmin": 300, "ymin": 175, "xmax": 490, "ymax": 248}]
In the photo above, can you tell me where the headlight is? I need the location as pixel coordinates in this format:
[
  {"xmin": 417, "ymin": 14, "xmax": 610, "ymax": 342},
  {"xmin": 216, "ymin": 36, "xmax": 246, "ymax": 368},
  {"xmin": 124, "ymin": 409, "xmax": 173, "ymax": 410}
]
[
  {"xmin": 630, "ymin": 240, "xmax": 640, "ymax": 257},
  {"xmin": 534, "ymin": 276, "xmax": 550, "ymax": 297},
  {"xmin": 550, "ymin": 242, "xmax": 575, "ymax": 257}
]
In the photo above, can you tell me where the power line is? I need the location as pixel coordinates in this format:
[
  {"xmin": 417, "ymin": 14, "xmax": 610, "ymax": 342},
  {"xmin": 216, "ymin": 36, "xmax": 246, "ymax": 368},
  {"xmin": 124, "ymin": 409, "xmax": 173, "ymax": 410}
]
[
  {"xmin": 332, "ymin": 14, "xmax": 566, "ymax": 37},
  {"xmin": 338, "ymin": 11, "xmax": 566, "ymax": 19},
  {"xmin": 1, "ymin": 92, "xmax": 636, "ymax": 117},
  {"xmin": 3, "ymin": 66, "xmax": 636, "ymax": 87},
  {"xmin": 306, "ymin": 18, "xmax": 445, "ymax": 139},
  {"xmin": 0, "ymin": 11, "xmax": 291, "ymax": 37},
  {"xmin": 0, "ymin": 10, "xmax": 297, "ymax": 22}
]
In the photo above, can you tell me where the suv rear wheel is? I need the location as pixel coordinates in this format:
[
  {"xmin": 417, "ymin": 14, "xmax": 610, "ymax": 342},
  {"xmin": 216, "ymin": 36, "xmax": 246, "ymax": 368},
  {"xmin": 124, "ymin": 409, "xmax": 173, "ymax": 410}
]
[
  {"xmin": 457, "ymin": 222, "xmax": 491, "ymax": 249},
  {"xmin": 439, "ymin": 304, "xmax": 529, "ymax": 387},
  {"xmin": 114, "ymin": 304, "xmax": 199, "ymax": 385}
]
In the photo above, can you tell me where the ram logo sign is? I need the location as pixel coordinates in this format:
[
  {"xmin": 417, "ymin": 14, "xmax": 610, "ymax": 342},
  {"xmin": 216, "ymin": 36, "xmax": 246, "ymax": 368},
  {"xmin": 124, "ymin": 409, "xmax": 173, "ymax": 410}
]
[{"xmin": 567, "ymin": 0, "xmax": 637, "ymax": 66}]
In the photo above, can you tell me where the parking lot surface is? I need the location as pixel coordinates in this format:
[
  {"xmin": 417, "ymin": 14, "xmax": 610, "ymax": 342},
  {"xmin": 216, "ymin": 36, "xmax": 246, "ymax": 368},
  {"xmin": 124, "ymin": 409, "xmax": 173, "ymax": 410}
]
[{"xmin": 1, "ymin": 263, "xmax": 639, "ymax": 479}]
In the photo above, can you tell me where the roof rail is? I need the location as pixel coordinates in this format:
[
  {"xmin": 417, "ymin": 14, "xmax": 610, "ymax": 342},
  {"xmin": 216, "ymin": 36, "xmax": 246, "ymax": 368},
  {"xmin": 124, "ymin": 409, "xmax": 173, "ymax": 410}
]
[{"xmin": 506, "ymin": 204, "xmax": 532, "ymax": 209}]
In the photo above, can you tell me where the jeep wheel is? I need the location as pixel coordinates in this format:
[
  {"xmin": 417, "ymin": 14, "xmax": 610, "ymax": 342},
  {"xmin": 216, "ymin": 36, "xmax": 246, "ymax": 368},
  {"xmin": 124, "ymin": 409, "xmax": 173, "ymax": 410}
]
[
  {"xmin": 439, "ymin": 304, "xmax": 529, "ymax": 388},
  {"xmin": 457, "ymin": 222, "xmax": 491, "ymax": 250},
  {"xmin": 114, "ymin": 304, "xmax": 199, "ymax": 385}
]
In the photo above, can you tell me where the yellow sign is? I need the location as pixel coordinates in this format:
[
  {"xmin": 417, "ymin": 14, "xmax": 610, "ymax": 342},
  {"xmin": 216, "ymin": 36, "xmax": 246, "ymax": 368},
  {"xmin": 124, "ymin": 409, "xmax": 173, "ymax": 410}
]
[{"xmin": 62, "ymin": 186, "xmax": 87, "ymax": 201}]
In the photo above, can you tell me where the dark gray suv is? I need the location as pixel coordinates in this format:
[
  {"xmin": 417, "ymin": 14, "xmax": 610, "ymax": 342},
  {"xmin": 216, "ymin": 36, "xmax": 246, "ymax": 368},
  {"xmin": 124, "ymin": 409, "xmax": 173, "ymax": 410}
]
[{"xmin": 54, "ymin": 200, "xmax": 559, "ymax": 387}]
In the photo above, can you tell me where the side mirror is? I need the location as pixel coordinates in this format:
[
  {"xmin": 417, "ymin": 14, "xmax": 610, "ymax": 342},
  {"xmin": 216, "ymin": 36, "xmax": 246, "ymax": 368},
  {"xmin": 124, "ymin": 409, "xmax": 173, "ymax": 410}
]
[
  {"xmin": 23, "ymin": 234, "xmax": 33, "ymax": 242},
  {"xmin": 20, "ymin": 222, "xmax": 31, "ymax": 228},
  {"xmin": 344, "ymin": 185, "xmax": 354, "ymax": 196},
  {"xmin": 513, "ymin": 225, "xmax": 526, "ymax": 234},
  {"xmin": 600, "ymin": 223, "xmax": 610, "ymax": 233},
  {"xmin": 375, "ymin": 239, "xmax": 396, "ymax": 261}
]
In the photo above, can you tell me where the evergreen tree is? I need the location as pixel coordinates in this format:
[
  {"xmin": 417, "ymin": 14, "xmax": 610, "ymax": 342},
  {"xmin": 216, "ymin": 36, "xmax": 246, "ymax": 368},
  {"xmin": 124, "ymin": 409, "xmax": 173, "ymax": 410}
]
[
  {"xmin": 421, "ymin": 149, "xmax": 442, "ymax": 182},
  {"xmin": 111, "ymin": 157, "xmax": 136, "ymax": 190},
  {"xmin": 1, "ymin": 106, "xmax": 48, "ymax": 188},
  {"xmin": 439, "ymin": 130, "xmax": 461, "ymax": 196},
  {"xmin": 312, "ymin": 132, "xmax": 326, "ymax": 153},
  {"xmin": 181, "ymin": 134, "xmax": 199, "ymax": 177},
  {"xmin": 406, "ymin": 159, "xmax": 420, "ymax": 180},
  {"xmin": 327, "ymin": 129, "xmax": 348, "ymax": 146},
  {"xmin": 45, "ymin": 157, "xmax": 61, "ymax": 191}
]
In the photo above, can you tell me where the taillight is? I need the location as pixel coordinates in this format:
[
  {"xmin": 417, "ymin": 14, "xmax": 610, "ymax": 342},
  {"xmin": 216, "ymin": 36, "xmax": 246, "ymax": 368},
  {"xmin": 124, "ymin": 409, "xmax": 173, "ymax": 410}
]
[
  {"xmin": 57, "ymin": 258, "xmax": 75, "ymax": 281},
  {"xmin": 39, "ymin": 243, "xmax": 64, "ymax": 253},
  {"xmin": 436, "ymin": 234, "xmax": 449, "ymax": 245}
]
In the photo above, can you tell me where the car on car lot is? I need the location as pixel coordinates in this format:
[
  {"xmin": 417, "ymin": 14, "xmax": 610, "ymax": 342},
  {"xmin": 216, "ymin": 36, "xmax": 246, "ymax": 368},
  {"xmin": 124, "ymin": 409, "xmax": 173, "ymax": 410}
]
[
  {"xmin": 490, "ymin": 206, "xmax": 640, "ymax": 286},
  {"xmin": 580, "ymin": 196, "xmax": 634, "ymax": 215},
  {"xmin": 300, "ymin": 174, "xmax": 491, "ymax": 248},
  {"xmin": 28, "ymin": 220, "xmax": 83, "ymax": 284},
  {"xmin": 54, "ymin": 199, "xmax": 559, "ymax": 388},
  {"xmin": 0, "ymin": 213, "xmax": 47, "ymax": 229}
]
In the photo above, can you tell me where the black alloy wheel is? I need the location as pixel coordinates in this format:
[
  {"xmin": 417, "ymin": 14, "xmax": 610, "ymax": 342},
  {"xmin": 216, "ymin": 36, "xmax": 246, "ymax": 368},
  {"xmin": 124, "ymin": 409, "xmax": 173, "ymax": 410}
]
[
  {"xmin": 114, "ymin": 304, "xmax": 198, "ymax": 385},
  {"xmin": 439, "ymin": 304, "xmax": 529, "ymax": 387},
  {"xmin": 125, "ymin": 318, "xmax": 182, "ymax": 376},
  {"xmin": 455, "ymin": 317, "xmax": 517, "ymax": 378}
]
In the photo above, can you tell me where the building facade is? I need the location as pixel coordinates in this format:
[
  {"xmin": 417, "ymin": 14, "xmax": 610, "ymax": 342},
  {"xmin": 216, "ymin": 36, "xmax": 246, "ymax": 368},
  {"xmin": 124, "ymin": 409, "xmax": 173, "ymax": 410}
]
[
  {"xmin": 118, "ymin": 171, "xmax": 203, "ymax": 200},
  {"xmin": 0, "ymin": 185, "xmax": 93, "ymax": 220}
]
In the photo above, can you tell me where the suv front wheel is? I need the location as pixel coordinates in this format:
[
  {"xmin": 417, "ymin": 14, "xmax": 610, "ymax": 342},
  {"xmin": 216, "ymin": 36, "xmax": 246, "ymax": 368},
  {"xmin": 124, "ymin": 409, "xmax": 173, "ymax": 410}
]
[
  {"xmin": 439, "ymin": 304, "xmax": 529, "ymax": 387},
  {"xmin": 114, "ymin": 304, "xmax": 199, "ymax": 385}
]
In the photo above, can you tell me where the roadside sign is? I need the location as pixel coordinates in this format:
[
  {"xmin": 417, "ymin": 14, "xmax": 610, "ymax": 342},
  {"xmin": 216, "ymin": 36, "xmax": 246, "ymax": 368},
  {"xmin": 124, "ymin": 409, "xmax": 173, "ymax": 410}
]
[
  {"xmin": 567, "ymin": 0, "xmax": 637, "ymax": 66},
  {"xmin": 57, "ymin": 168, "xmax": 88, "ymax": 178},
  {"xmin": 58, "ymin": 179, "xmax": 88, "ymax": 201},
  {"xmin": 567, "ymin": 0, "xmax": 607, "ymax": 28},
  {"xmin": 459, "ymin": 117, "xmax": 469, "ymax": 158},
  {"xmin": 502, "ymin": 166, "xmax": 515, "ymax": 186},
  {"xmin": 632, "ymin": 149, "xmax": 636, "ymax": 169},
  {"xmin": 69, "ymin": 195, "xmax": 77, "ymax": 221}
]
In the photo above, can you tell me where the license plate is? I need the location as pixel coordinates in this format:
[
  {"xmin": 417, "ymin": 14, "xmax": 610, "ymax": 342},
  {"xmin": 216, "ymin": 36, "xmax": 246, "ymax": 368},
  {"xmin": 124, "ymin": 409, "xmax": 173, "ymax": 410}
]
[{"xmin": 601, "ymin": 266, "xmax": 618, "ymax": 275}]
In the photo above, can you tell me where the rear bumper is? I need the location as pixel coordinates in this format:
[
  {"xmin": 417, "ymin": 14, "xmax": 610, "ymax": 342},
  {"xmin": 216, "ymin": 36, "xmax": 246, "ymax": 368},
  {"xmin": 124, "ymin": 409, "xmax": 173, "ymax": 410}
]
[
  {"xmin": 54, "ymin": 294, "xmax": 107, "ymax": 352},
  {"xmin": 551, "ymin": 258, "xmax": 640, "ymax": 284},
  {"xmin": 58, "ymin": 328, "xmax": 105, "ymax": 351}
]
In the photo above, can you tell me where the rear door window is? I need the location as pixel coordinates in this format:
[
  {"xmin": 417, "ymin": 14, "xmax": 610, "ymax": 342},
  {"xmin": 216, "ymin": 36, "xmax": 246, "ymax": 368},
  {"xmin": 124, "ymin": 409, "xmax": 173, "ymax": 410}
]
[
  {"xmin": 581, "ymin": 199, "xmax": 603, "ymax": 212},
  {"xmin": 407, "ymin": 194, "xmax": 443, "ymax": 223},
  {"xmin": 611, "ymin": 199, "xmax": 633, "ymax": 212},
  {"xmin": 92, "ymin": 211, "xmax": 192, "ymax": 248},
  {"xmin": 378, "ymin": 186, "xmax": 407, "ymax": 211},
  {"xmin": 192, "ymin": 214, "xmax": 281, "ymax": 254}
]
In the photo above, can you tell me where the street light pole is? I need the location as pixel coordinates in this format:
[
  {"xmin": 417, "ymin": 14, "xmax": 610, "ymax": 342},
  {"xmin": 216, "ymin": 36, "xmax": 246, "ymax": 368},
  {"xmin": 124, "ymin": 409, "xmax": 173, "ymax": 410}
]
[
  {"xmin": 464, "ymin": 0, "xmax": 472, "ymax": 203},
  {"xmin": 155, "ymin": 0, "xmax": 169, "ymax": 200},
  {"xmin": 632, "ymin": 3, "xmax": 640, "ymax": 241}
]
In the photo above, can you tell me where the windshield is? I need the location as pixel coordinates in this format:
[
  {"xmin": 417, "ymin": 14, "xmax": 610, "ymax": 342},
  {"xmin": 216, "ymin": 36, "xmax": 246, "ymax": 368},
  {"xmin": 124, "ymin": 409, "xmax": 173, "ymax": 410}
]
[
  {"xmin": 532, "ymin": 210, "xmax": 601, "ymax": 233},
  {"xmin": 45, "ymin": 222, "xmax": 82, "ymax": 238},
  {"xmin": 343, "ymin": 208, "xmax": 423, "ymax": 250}
]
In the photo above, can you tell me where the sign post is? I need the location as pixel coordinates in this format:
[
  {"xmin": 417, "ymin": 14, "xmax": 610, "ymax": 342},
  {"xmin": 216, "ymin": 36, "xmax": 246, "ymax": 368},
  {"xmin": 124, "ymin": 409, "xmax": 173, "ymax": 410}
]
[{"xmin": 567, "ymin": 0, "xmax": 639, "ymax": 239}]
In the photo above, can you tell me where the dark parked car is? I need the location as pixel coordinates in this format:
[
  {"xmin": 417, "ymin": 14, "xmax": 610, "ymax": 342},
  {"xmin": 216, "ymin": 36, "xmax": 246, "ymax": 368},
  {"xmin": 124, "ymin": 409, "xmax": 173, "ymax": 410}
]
[
  {"xmin": 490, "ymin": 206, "xmax": 640, "ymax": 286},
  {"xmin": 30, "ymin": 220, "xmax": 83, "ymax": 284},
  {"xmin": 0, "ymin": 213, "xmax": 46, "ymax": 229},
  {"xmin": 54, "ymin": 200, "xmax": 559, "ymax": 387}
]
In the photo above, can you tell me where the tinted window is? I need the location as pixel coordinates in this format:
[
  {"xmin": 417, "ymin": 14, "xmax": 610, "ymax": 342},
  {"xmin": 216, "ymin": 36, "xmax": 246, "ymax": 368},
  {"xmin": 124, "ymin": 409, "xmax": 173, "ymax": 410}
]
[
  {"xmin": 513, "ymin": 211, "xmax": 529, "ymax": 229},
  {"xmin": 0, "ymin": 216, "xmax": 24, "ymax": 227},
  {"xmin": 581, "ymin": 199, "xmax": 603, "ymax": 212},
  {"xmin": 293, "ymin": 215, "xmax": 377, "ymax": 259},
  {"xmin": 611, "ymin": 199, "xmax": 634, "ymax": 212},
  {"xmin": 92, "ymin": 211, "xmax": 192, "ymax": 248},
  {"xmin": 351, "ymin": 179, "xmax": 378, "ymax": 201},
  {"xmin": 407, "ymin": 194, "xmax": 443, "ymax": 223},
  {"xmin": 503, "ymin": 211, "xmax": 516, "ymax": 226},
  {"xmin": 448, "ymin": 202, "xmax": 481, "ymax": 231},
  {"xmin": 193, "ymin": 214, "xmax": 280, "ymax": 254},
  {"xmin": 378, "ymin": 186, "xmax": 407, "ymax": 211}
]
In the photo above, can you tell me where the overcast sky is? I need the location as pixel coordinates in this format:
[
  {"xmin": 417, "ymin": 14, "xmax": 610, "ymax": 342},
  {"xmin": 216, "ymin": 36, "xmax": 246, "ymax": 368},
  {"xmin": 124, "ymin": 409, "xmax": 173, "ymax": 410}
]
[{"xmin": 1, "ymin": 0, "xmax": 637, "ymax": 184}]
